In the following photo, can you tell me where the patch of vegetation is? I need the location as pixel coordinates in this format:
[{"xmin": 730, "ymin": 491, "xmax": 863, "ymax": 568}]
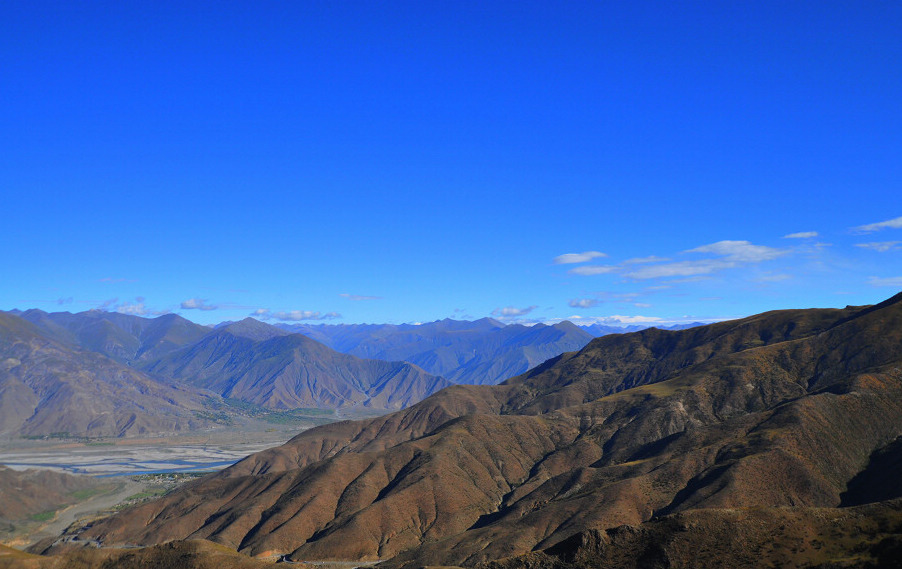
[
  {"xmin": 261, "ymin": 409, "xmax": 335, "ymax": 425},
  {"xmin": 193, "ymin": 410, "xmax": 234, "ymax": 425},
  {"xmin": 29, "ymin": 511, "xmax": 55, "ymax": 522},
  {"xmin": 202, "ymin": 397, "xmax": 337, "ymax": 425},
  {"xmin": 124, "ymin": 488, "xmax": 168, "ymax": 501},
  {"xmin": 20, "ymin": 433, "xmax": 114, "ymax": 444}
]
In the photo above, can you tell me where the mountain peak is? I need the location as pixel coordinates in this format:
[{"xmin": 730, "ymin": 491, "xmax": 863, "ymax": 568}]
[{"xmin": 221, "ymin": 317, "xmax": 290, "ymax": 341}]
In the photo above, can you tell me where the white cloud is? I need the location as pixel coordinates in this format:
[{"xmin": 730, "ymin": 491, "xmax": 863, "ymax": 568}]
[
  {"xmin": 553, "ymin": 251, "xmax": 607, "ymax": 264},
  {"xmin": 568, "ymin": 298, "xmax": 599, "ymax": 308},
  {"xmin": 114, "ymin": 298, "xmax": 169, "ymax": 316},
  {"xmin": 558, "ymin": 314, "xmax": 729, "ymax": 327},
  {"xmin": 685, "ymin": 240, "xmax": 785, "ymax": 263},
  {"xmin": 783, "ymin": 231, "xmax": 819, "ymax": 239},
  {"xmin": 622, "ymin": 256, "xmax": 670, "ymax": 264},
  {"xmin": 854, "ymin": 216, "xmax": 902, "ymax": 233},
  {"xmin": 599, "ymin": 315, "xmax": 664, "ymax": 324},
  {"xmin": 568, "ymin": 265, "xmax": 619, "ymax": 276},
  {"xmin": 491, "ymin": 305, "xmax": 538, "ymax": 318},
  {"xmin": 624, "ymin": 240, "xmax": 786, "ymax": 280},
  {"xmin": 181, "ymin": 298, "xmax": 218, "ymax": 311},
  {"xmin": 254, "ymin": 309, "xmax": 342, "ymax": 321},
  {"xmin": 339, "ymin": 293, "xmax": 382, "ymax": 301},
  {"xmin": 868, "ymin": 276, "xmax": 902, "ymax": 287},
  {"xmin": 634, "ymin": 302, "xmax": 652, "ymax": 308},
  {"xmin": 624, "ymin": 259, "xmax": 734, "ymax": 279},
  {"xmin": 855, "ymin": 241, "xmax": 901, "ymax": 253},
  {"xmin": 117, "ymin": 302, "xmax": 148, "ymax": 315}
]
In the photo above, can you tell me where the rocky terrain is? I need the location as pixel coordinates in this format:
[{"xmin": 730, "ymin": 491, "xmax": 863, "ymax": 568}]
[
  {"xmin": 479, "ymin": 499, "xmax": 902, "ymax": 569},
  {"xmin": 56, "ymin": 293, "xmax": 902, "ymax": 567}
]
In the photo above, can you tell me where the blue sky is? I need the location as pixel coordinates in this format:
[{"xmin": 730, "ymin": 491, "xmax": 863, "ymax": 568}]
[{"xmin": 2, "ymin": 1, "xmax": 900, "ymax": 326}]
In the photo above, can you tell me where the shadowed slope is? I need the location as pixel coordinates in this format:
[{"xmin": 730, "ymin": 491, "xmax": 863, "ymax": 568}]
[
  {"xmin": 81, "ymin": 294, "xmax": 902, "ymax": 565},
  {"xmin": 478, "ymin": 499, "xmax": 902, "ymax": 569}
]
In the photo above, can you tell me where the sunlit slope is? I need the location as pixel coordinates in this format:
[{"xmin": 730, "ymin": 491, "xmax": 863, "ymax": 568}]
[
  {"xmin": 82, "ymin": 294, "xmax": 902, "ymax": 566},
  {"xmin": 0, "ymin": 311, "xmax": 212, "ymax": 437}
]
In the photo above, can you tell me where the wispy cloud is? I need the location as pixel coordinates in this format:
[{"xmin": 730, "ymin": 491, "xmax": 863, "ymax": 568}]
[
  {"xmin": 854, "ymin": 216, "xmax": 902, "ymax": 233},
  {"xmin": 99, "ymin": 277, "xmax": 137, "ymax": 283},
  {"xmin": 56, "ymin": 297, "xmax": 73, "ymax": 305},
  {"xmin": 181, "ymin": 298, "xmax": 218, "ymax": 311},
  {"xmin": 855, "ymin": 241, "xmax": 901, "ymax": 253},
  {"xmin": 624, "ymin": 259, "xmax": 732, "ymax": 279},
  {"xmin": 492, "ymin": 305, "xmax": 538, "ymax": 318},
  {"xmin": 570, "ymin": 314, "xmax": 665, "ymax": 325},
  {"xmin": 568, "ymin": 265, "xmax": 618, "ymax": 276},
  {"xmin": 783, "ymin": 231, "xmax": 818, "ymax": 239},
  {"xmin": 622, "ymin": 256, "xmax": 670, "ymax": 264},
  {"xmin": 451, "ymin": 308, "xmax": 473, "ymax": 320},
  {"xmin": 110, "ymin": 297, "xmax": 169, "ymax": 316},
  {"xmin": 253, "ymin": 309, "xmax": 342, "ymax": 321},
  {"xmin": 623, "ymin": 240, "xmax": 786, "ymax": 280},
  {"xmin": 553, "ymin": 251, "xmax": 607, "ymax": 264},
  {"xmin": 565, "ymin": 240, "xmax": 785, "ymax": 280},
  {"xmin": 568, "ymin": 298, "xmax": 599, "ymax": 308},
  {"xmin": 685, "ymin": 240, "xmax": 786, "ymax": 263},
  {"xmin": 339, "ymin": 293, "xmax": 382, "ymax": 301},
  {"xmin": 868, "ymin": 276, "xmax": 902, "ymax": 287}
]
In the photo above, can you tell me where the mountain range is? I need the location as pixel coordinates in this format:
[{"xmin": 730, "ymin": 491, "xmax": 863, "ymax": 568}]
[
  {"xmin": 1, "ymin": 309, "xmax": 632, "ymax": 437},
  {"xmin": 0, "ymin": 311, "xmax": 213, "ymax": 438},
  {"xmin": 66, "ymin": 292, "xmax": 902, "ymax": 567},
  {"xmin": 278, "ymin": 318, "xmax": 596, "ymax": 385},
  {"xmin": 142, "ymin": 318, "xmax": 450, "ymax": 411}
]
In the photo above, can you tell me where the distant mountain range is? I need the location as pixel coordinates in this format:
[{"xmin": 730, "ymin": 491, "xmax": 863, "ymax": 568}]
[
  {"xmin": 276, "ymin": 318, "xmax": 597, "ymax": 385},
  {"xmin": 0, "ymin": 310, "xmax": 456, "ymax": 437},
  {"xmin": 142, "ymin": 318, "xmax": 451, "ymax": 410},
  {"xmin": 0, "ymin": 308, "xmax": 707, "ymax": 438},
  {"xmin": 73, "ymin": 293, "xmax": 902, "ymax": 566},
  {"xmin": 14, "ymin": 308, "xmax": 211, "ymax": 365}
]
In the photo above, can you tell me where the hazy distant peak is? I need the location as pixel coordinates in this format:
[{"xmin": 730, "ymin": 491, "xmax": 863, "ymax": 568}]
[
  {"xmin": 221, "ymin": 317, "xmax": 291, "ymax": 341},
  {"xmin": 551, "ymin": 320, "xmax": 582, "ymax": 332}
]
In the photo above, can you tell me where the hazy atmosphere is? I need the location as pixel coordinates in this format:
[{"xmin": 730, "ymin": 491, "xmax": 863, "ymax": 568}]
[{"xmin": 3, "ymin": 2, "xmax": 900, "ymax": 327}]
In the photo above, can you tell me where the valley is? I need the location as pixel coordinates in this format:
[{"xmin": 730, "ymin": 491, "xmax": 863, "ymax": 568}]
[{"xmin": 3, "ymin": 294, "xmax": 902, "ymax": 568}]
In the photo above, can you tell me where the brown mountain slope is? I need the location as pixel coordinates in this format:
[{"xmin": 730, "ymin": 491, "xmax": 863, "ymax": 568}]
[
  {"xmin": 0, "ymin": 540, "xmax": 271, "ymax": 569},
  {"xmin": 0, "ymin": 312, "xmax": 213, "ymax": 437},
  {"xmin": 0, "ymin": 466, "xmax": 102, "ymax": 539},
  {"xmin": 80, "ymin": 294, "xmax": 902, "ymax": 565},
  {"xmin": 477, "ymin": 499, "xmax": 902, "ymax": 569}
]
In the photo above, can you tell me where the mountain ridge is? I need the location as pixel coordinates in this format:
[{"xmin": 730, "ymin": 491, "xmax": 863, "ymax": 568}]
[{"xmin": 76, "ymin": 294, "xmax": 902, "ymax": 564}]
